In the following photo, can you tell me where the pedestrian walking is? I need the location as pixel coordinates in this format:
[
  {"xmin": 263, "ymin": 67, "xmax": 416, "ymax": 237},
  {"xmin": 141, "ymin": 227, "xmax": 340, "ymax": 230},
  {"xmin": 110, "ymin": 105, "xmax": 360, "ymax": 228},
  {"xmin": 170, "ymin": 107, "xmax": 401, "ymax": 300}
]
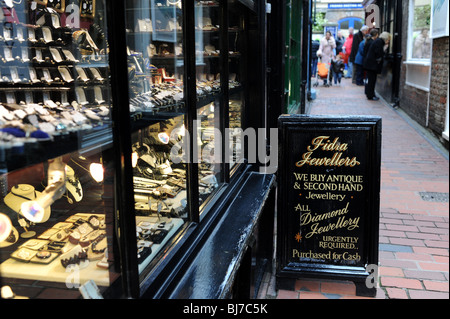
[
  {"xmin": 317, "ymin": 31, "xmax": 336, "ymax": 86},
  {"xmin": 317, "ymin": 31, "xmax": 336, "ymax": 64},
  {"xmin": 335, "ymin": 30, "xmax": 345, "ymax": 55},
  {"xmin": 342, "ymin": 27, "xmax": 354, "ymax": 78},
  {"xmin": 311, "ymin": 39, "xmax": 320, "ymax": 78},
  {"xmin": 355, "ymin": 29, "xmax": 379, "ymax": 86},
  {"xmin": 330, "ymin": 54, "xmax": 345, "ymax": 86},
  {"xmin": 363, "ymin": 31, "xmax": 391, "ymax": 101},
  {"xmin": 350, "ymin": 25, "xmax": 369, "ymax": 83}
]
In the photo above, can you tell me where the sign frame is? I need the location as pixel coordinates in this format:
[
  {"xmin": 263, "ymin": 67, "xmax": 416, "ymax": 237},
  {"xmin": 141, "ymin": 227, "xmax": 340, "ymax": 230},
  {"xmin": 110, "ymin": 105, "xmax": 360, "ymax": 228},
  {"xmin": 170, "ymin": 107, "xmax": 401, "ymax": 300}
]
[
  {"xmin": 276, "ymin": 115, "xmax": 382, "ymax": 297},
  {"xmin": 431, "ymin": 0, "xmax": 449, "ymax": 39}
]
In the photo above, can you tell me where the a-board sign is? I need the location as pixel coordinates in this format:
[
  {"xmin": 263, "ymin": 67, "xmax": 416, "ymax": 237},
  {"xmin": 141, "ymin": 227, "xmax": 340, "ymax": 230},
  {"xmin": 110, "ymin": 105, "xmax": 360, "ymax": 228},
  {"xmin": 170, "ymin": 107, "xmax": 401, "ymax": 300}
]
[{"xmin": 276, "ymin": 115, "xmax": 381, "ymax": 297}]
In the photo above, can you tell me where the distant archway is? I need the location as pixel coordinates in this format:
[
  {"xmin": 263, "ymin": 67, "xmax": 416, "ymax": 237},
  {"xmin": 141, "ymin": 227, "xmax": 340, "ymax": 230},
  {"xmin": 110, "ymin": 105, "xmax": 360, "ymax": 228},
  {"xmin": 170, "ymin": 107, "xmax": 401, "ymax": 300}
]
[{"xmin": 338, "ymin": 17, "xmax": 364, "ymax": 30}]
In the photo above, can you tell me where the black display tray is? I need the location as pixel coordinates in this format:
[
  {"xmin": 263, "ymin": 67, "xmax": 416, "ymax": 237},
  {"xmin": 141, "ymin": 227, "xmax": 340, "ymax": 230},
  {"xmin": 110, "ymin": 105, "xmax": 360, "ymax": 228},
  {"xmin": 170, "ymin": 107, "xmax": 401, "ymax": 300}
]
[{"xmin": 1, "ymin": 123, "xmax": 113, "ymax": 172}]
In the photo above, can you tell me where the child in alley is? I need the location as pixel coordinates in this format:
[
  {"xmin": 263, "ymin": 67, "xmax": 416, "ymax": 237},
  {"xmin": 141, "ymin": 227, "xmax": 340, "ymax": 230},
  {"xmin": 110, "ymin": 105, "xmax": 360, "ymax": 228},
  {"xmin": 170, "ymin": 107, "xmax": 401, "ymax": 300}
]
[{"xmin": 331, "ymin": 54, "xmax": 345, "ymax": 86}]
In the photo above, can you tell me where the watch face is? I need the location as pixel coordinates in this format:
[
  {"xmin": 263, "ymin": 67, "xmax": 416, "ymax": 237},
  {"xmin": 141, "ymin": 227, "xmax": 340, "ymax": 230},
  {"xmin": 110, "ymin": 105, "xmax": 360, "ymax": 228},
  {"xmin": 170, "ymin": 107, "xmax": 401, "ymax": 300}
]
[
  {"xmin": 46, "ymin": 0, "xmax": 65, "ymax": 13},
  {"xmin": 80, "ymin": 0, "xmax": 95, "ymax": 18}
]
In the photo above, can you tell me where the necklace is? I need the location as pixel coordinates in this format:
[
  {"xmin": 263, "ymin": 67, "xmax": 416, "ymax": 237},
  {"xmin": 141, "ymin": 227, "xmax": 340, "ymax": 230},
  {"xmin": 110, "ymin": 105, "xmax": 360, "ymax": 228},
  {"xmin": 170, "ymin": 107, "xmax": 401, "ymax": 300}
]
[{"xmin": 11, "ymin": 188, "xmax": 37, "ymax": 201}]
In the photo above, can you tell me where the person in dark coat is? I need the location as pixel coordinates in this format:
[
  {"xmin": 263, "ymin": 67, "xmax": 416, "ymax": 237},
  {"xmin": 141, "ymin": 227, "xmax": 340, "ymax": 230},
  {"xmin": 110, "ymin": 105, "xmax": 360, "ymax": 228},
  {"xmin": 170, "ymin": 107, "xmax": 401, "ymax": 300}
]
[
  {"xmin": 330, "ymin": 54, "xmax": 345, "ymax": 85},
  {"xmin": 350, "ymin": 25, "xmax": 369, "ymax": 83},
  {"xmin": 311, "ymin": 39, "xmax": 320, "ymax": 77},
  {"xmin": 363, "ymin": 32, "xmax": 391, "ymax": 101},
  {"xmin": 355, "ymin": 29, "xmax": 379, "ymax": 86},
  {"xmin": 354, "ymin": 34, "xmax": 371, "ymax": 86},
  {"xmin": 335, "ymin": 30, "xmax": 345, "ymax": 55}
]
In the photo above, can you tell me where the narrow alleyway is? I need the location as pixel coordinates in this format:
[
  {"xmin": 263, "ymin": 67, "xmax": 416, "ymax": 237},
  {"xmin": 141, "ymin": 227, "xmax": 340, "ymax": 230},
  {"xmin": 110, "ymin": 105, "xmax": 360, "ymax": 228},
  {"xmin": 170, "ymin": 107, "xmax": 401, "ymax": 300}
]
[{"xmin": 258, "ymin": 77, "xmax": 449, "ymax": 299}]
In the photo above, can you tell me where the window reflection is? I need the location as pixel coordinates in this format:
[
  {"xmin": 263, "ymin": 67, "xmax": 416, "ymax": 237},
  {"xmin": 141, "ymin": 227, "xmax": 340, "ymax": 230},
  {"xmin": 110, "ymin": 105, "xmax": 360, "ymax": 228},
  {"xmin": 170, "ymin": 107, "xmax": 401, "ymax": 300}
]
[
  {"xmin": 411, "ymin": 0, "xmax": 431, "ymax": 59},
  {"xmin": 125, "ymin": 0, "xmax": 188, "ymax": 275},
  {"xmin": 228, "ymin": 0, "xmax": 244, "ymax": 172},
  {"xmin": 195, "ymin": 0, "xmax": 222, "ymax": 209}
]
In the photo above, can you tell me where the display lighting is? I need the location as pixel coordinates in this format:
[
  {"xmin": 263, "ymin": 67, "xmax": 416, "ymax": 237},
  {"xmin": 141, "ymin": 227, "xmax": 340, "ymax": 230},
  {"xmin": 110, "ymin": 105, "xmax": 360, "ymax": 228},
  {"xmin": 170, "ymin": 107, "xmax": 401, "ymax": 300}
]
[
  {"xmin": 158, "ymin": 132, "xmax": 170, "ymax": 144},
  {"xmin": 132, "ymin": 151, "xmax": 139, "ymax": 168},
  {"xmin": 89, "ymin": 163, "xmax": 104, "ymax": 183},
  {"xmin": 1, "ymin": 286, "xmax": 15, "ymax": 299},
  {"xmin": 20, "ymin": 157, "xmax": 66, "ymax": 223},
  {"xmin": 71, "ymin": 156, "xmax": 104, "ymax": 183},
  {"xmin": 0, "ymin": 213, "xmax": 12, "ymax": 243}
]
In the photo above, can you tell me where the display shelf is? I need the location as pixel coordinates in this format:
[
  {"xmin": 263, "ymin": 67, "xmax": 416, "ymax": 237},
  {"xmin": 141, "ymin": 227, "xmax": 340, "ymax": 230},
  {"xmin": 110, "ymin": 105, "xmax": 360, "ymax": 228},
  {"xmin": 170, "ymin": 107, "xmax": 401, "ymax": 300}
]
[
  {"xmin": 125, "ymin": 3, "xmax": 183, "ymax": 11},
  {"xmin": 130, "ymin": 85, "xmax": 240, "ymax": 122},
  {"xmin": 78, "ymin": 124, "xmax": 113, "ymax": 152},
  {"xmin": 130, "ymin": 111, "xmax": 184, "ymax": 132},
  {"xmin": 0, "ymin": 253, "xmax": 110, "ymax": 286},
  {"xmin": 0, "ymin": 4, "xmax": 113, "ymax": 172},
  {"xmin": 0, "ymin": 213, "xmax": 110, "ymax": 287},
  {"xmin": 1, "ymin": 124, "xmax": 112, "ymax": 172},
  {"xmin": 195, "ymin": 2, "xmax": 219, "ymax": 8},
  {"xmin": 127, "ymin": 31, "xmax": 183, "ymax": 36},
  {"xmin": 136, "ymin": 216, "xmax": 184, "ymax": 274},
  {"xmin": 134, "ymin": 55, "xmax": 184, "ymax": 62}
]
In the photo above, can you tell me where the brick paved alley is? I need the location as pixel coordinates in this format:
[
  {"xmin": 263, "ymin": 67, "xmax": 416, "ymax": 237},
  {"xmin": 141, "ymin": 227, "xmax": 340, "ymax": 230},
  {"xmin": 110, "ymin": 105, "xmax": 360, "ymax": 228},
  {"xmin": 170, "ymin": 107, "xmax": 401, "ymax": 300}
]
[{"xmin": 258, "ymin": 77, "xmax": 449, "ymax": 299}]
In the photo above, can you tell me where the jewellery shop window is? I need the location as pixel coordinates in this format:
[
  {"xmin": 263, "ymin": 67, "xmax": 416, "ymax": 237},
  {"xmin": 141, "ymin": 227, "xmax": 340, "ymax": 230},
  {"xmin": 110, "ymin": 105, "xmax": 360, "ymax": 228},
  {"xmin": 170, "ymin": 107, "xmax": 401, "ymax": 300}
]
[
  {"xmin": 125, "ymin": 0, "xmax": 189, "ymax": 276},
  {"xmin": 195, "ymin": 0, "xmax": 224, "ymax": 212},
  {"xmin": 0, "ymin": 0, "xmax": 118, "ymax": 299},
  {"xmin": 227, "ymin": 0, "xmax": 244, "ymax": 174}
]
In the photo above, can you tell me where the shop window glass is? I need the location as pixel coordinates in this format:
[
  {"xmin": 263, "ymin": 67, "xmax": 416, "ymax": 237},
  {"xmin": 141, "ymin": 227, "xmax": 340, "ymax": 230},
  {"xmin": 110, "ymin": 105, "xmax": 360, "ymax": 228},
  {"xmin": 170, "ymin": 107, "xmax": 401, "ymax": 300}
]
[
  {"xmin": 406, "ymin": 0, "xmax": 432, "ymax": 90},
  {"xmin": 124, "ymin": 0, "xmax": 189, "ymax": 276},
  {"xmin": 409, "ymin": 0, "xmax": 432, "ymax": 60},
  {"xmin": 228, "ymin": 0, "xmax": 244, "ymax": 172},
  {"xmin": 195, "ymin": 0, "xmax": 223, "ymax": 211},
  {"xmin": 0, "ymin": 0, "xmax": 118, "ymax": 299}
]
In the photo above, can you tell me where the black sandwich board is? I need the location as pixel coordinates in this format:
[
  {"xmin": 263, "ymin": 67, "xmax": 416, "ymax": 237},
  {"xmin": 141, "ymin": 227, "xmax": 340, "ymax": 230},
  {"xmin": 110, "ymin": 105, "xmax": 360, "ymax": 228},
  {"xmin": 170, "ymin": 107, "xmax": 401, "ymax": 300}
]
[{"xmin": 276, "ymin": 115, "xmax": 381, "ymax": 297}]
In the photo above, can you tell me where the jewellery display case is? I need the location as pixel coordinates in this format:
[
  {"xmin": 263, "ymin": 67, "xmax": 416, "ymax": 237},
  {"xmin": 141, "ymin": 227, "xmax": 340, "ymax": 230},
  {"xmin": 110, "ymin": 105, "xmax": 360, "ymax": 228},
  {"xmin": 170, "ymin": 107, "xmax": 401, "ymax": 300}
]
[
  {"xmin": 1, "ymin": 0, "xmax": 275, "ymax": 299},
  {"xmin": 0, "ymin": 0, "xmax": 121, "ymax": 299},
  {"xmin": 121, "ymin": 0, "xmax": 254, "ymax": 294},
  {"xmin": 124, "ymin": 0, "xmax": 189, "ymax": 279}
]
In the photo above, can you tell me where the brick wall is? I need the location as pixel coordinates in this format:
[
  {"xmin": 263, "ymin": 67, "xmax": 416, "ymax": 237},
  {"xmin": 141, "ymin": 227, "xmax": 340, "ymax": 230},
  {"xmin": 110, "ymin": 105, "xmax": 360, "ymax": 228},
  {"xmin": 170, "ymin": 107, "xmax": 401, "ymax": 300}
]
[
  {"xmin": 429, "ymin": 36, "xmax": 449, "ymax": 139},
  {"xmin": 399, "ymin": 84, "xmax": 429, "ymax": 127},
  {"xmin": 399, "ymin": 1, "xmax": 426, "ymax": 127},
  {"xmin": 399, "ymin": 1, "xmax": 449, "ymax": 145}
]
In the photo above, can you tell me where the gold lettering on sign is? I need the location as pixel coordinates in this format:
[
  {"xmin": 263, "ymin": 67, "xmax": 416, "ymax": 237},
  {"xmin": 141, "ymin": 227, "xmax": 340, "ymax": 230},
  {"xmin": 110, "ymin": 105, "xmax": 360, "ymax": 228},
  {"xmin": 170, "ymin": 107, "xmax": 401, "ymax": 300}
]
[
  {"xmin": 295, "ymin": 136, "xmax": 360, "ymax": 168},
  {"xmin": 291, "ymin": 134, "xmax": 365, "ymax": 263},
  {"xmin": 292, "ymin": 249, "xmax": 361, "ymax": 261},
  {"xmin": 300, "ymin": 202, "xmax": 360, "ymax": 239}
]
